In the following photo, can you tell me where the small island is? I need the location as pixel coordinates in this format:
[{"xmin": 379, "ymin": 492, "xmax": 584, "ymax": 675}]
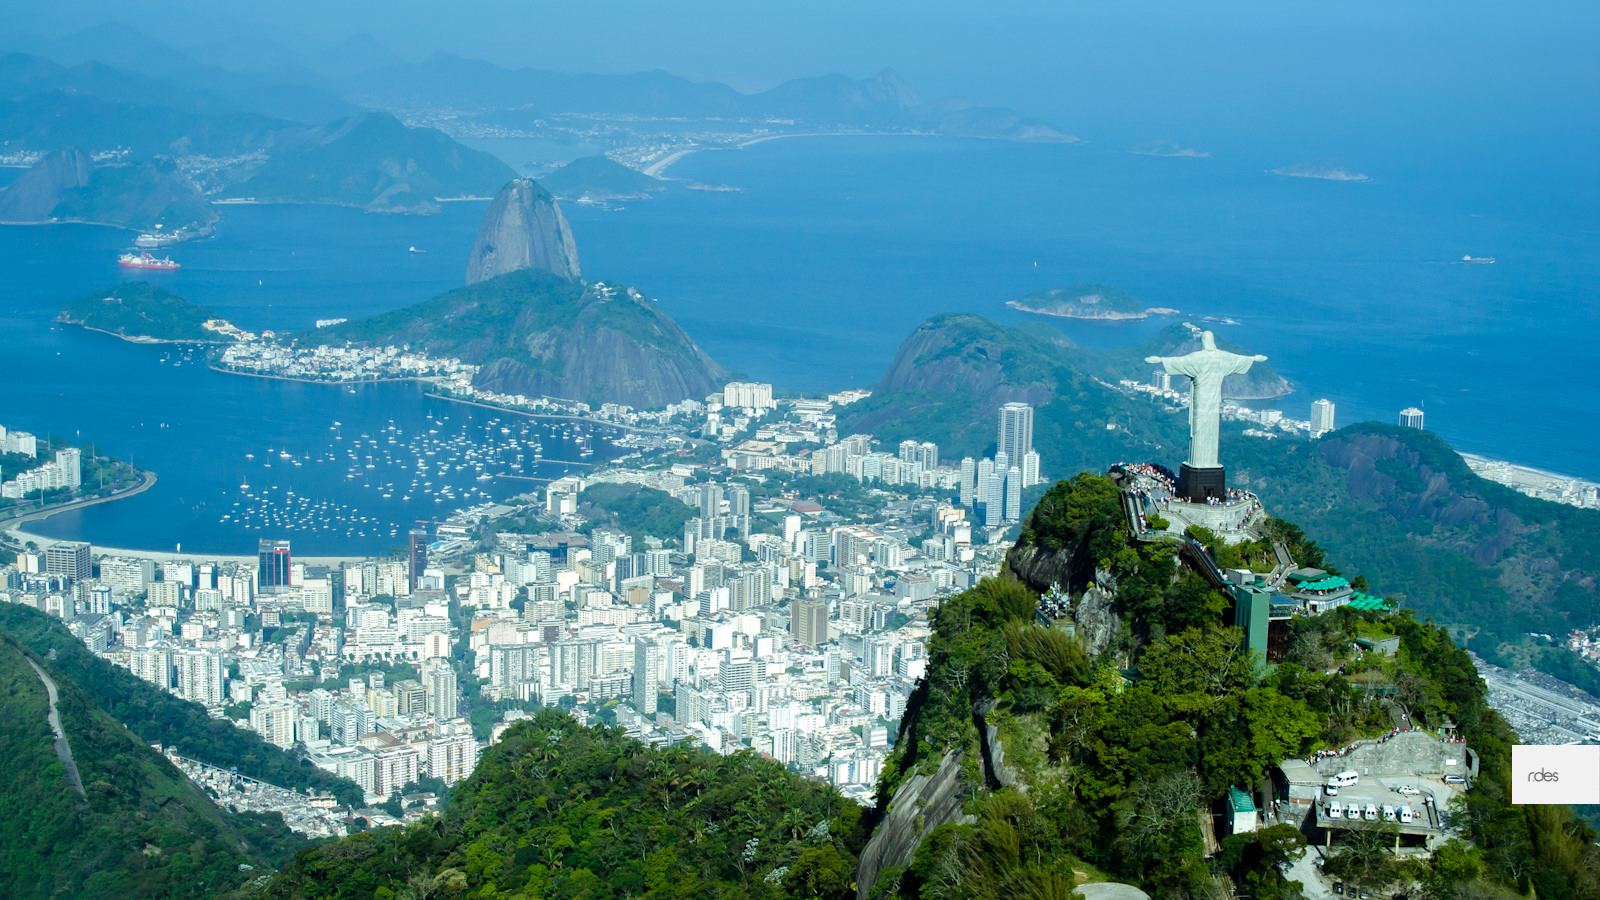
[
  {"xmin": 1007, "ymin": 283, "xmax": 1171, "ymax": 320},
  {"xmin": 536, "ymin": 155, "xmax": 665, "ymax": 202},
  {"xmin": 1270, "ymin": 160, "xmax": 1370, "ymax": 182},
  {"xmin": 58, "ymin": 282, "xmax": 241, "ymax": 343}
]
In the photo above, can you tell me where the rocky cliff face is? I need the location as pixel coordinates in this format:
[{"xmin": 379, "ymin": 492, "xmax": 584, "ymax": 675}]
[
  {"xmin": 0, "ymin": 147, "xmax": 92, "ymax": 221},
  {"xmin": 854, "ymin": 749, "xmax": 976, "ymax": 900},
  {"xmin": 467, "ymin": 179, "xmax": 581, "ymax": 284}
]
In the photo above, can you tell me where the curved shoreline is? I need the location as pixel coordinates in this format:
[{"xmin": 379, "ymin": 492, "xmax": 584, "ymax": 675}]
[
  {"xmin": 59, "ymin": 318, "xmax": 231, "ymax": 346},
  {"xmin": 1, "ymin": 469, "xmax": 158, "ymax": 547}
]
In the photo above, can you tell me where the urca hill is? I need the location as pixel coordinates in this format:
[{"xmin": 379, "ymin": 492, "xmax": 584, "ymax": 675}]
[{"xmin": 311, "ymin": 177, "xmax": 725, "ymax": 408}]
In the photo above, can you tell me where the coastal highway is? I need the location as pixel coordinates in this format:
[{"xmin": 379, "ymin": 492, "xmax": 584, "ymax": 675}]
[{"xmin": 0, "ymin": 469, "xmax": 157, "ymax": 551}]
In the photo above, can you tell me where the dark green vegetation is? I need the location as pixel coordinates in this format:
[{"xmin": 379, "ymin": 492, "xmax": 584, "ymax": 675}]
[
  {"xmin": 0, "ymin": 633, "xmax": 305, "ymax": 899},
  {"xmin": 578, "ymin": 482, "xmax": 696, "ymax": 548},
  {"xmin": 848, "ymin": 314, "xmax": 1599, "ymax": 698},
  {"xmin": 0, "ymin": 148, "xmax": 216, "ymax": 232},
  {"xmin": 234, "ymin": 709, "xmax": 864, "ymax": 900},
  {"xmin": 229, "ymin": 112, "xmax": 515, "ymax": 212},
  {"xmin": 309, "ymin": 268, "xmax": 728, "ymax": 408},
  {"xmin": 59, "ymin": 282, "xmax": 228, "ymax": 342},
  {"xmin": 537, "ymin": 155, "xmax": 664, "ymax": 200},
  {"xmin": 863, "ymin": 474, "xmax": 1600, "ymax": 899},
  {"xmin": 844, "ymin": 314, "xmax": 1184, "ymax": 472},
  {"xmin": 1007, "ymin": 283, "xmax": 1147, "ymax": 319},
  {"xmin": 1226, "ymin": 424, "xmax": 1600, "ymax": 697},
  {"xmin": 0, "ymin": 605, "xmax": 365, "ymax": 807}
]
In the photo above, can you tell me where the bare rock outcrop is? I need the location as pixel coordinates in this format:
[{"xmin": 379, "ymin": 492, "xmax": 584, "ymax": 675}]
[
  {"xmin": 466, "ymin": 178, "xmax": 581, "ymax": 284},
  {"xmin": 0, "ymin": 147, "xmax": 92, "ymax": 222}
]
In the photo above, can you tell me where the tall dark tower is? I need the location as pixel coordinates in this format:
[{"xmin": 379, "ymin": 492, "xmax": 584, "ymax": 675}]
[
  {"xmin": 409, "ymin": 528, "xmax": 430, "ymax": 593},
  {"xmin": 257, "ymin": 539, "xmax": 291, "ymax": 595}
]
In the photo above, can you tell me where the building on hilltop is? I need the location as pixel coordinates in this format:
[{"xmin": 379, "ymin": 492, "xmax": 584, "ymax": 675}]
[
  {"xmin": 1399, "ymin": 406, "xmax": 1425, "ymax": 429},
  {"xmin": 1310, "ymin": 398, "xmax": 1336, "ymax": 438}
]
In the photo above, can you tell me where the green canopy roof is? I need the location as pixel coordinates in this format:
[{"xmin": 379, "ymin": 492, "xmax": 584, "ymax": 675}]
[{"xmin": 1348, "ymin": 592, "xmax": 1392, "ymax": 612}]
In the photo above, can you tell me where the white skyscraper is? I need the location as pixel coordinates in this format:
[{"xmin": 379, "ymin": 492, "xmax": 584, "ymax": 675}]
[
  {"xmin": 633, "ymin": 637, "xmax": 661, "ymax": 715},
  {"xmin": 174, "ymin": 649, "xmax": 225, "ymax": 707},
  {"xmin": 959, "ymin": 457, "xmax": 976, "ymax": 506},
  {"xmin": 1310, "ymin": 399, "xmax": 1336, "ymax": 438},
  {"xmin": 1003, "ymin": 466, "xmax": 1024, "ymax": 522},
  {"xmin": 1399, "ymin": 407, "xmax": 1425, "ymax": 430},
  {"xmin": 1022, "ymin": 450, "xmax": 1041, "ymax": 489},
  {"xmin": 55, "ymin": 447, "xmax": 82, "ymax": 488},
  {"xmin": 976, "ymin": 458, "xmax": 996, "ymax": 505},
  {"xmin": 997, "ymin": 403, "xmax": 1035, "ymax": 469},
  {"xmin": 251, "ymin": 701, "xmax": 297, "ymax": 749},
  {"xmin": 425, "ymin": 662, "xmax": 459, "ymax": 719}
]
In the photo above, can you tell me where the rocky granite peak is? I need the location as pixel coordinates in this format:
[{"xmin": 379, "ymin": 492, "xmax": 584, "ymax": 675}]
[
  {"xmin": 466, "ymin": 178, "xmax": 581, "ymax": 284},
  {"xmin": 0, "ymin": 147, "xmax": 92, "ymax": 222}
]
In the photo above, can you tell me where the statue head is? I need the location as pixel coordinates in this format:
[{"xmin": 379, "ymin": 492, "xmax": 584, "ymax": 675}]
[{"xmin": 1200, "ymin": 331, "xmax": 1217, "ymax": 350}]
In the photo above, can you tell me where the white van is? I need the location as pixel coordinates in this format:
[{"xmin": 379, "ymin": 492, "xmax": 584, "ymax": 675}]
[
  {"xmin": 1328, "ymin": 802, "xmax": 1343, "ymax": 819},
  {"xmin": 1399, "ymin": 806, "xmax": 1415, "ymax": 824},
  {"xmin": 1327, "ymin": 771, "xmax": 1360, "ymax": 789},
  {"xmin": 1363, "ymin": 804, "xmax": 1379, "ymax": 821},
  {"xmin": 1381, "ymin": 805, "xmax": 1396, "ymax": 822}
]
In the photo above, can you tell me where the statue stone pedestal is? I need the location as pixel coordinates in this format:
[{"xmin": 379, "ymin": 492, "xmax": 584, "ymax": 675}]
[{"xmin": 1178, "ymin": 463, "xmax": 1226, "ymax": 503}]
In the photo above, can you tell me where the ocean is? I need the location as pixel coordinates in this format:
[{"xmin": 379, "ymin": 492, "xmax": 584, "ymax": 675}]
[{"xmin": 1, "ymin": 135, "xmax": 1595, "ymax": 554}]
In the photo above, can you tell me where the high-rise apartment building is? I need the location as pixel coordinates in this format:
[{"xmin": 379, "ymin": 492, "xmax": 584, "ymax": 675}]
[
  {"xmin": 425, "ymin": 662, "xmax": 459, "ymax": 719},
  {"xmin": 1004, "ymin": 466, "xmax": 1024, "ymax": 523},
  {"xmin": 54, "ymin": 447, "xmax": 82, "ymax": 488},
  {"xmin": 633, "ymin": 637, "xmax": 661, "ymax": 715},
  {"xmin": 1310, "ymin": 399, "xmax": 1336, "ymax": 437},
  {"xmin": 791, "ymin": 597, "xmax": 829, "ymax": 647},
  {"xmin": 959, "ymin": 457, "xmax": 976, "ymax": 506},
  {"xmin": 408, "ymin": 528, "xmax": 430, "ymax": 593},
  {"xmin": 258, "ymin": 540, "xmax": 292, "ymax": 594},
  {"xmin": 427, "ymin": 734, "xmax": 480, "ymax": 784},
  {"xmin": 997, "ymin": 402, "xmax": 1035, "ymax": 477},
  {"xmin": 1399, "ymin": 407, "xmax": 1425, "ymax": 429},
  {"xmin": 251, "ymin": 701, "xmax": 297, "ymax": 749},
  {"xmin": 1022, "ymin": 450, "xmax": 1041, "ymax": 490},
  {"xmin": 174, "ymin": 649, "xmax": 225, "ymax": 706},
  {"xmin": 45, "ymin": 541, "xmax": 91, "ymax": 584}
]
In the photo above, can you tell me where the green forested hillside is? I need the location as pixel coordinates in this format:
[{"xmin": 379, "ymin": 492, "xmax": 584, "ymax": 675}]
[
  {"xmin": 0, "ymin": 605, "xmax": 364, "ymax": 807},
  {"xmin": 0, "ymin": 635, "xmax": 300, "ymax": 899},
  {"xmin": 235, "ymin": 708, "xmax": 863, "ymax": 900},
  {"xmin": 308, "ymin": 268, "xmax": 729, "ymax": 408},
  {"xmin": 847, "ymin": 315, "xmax": 1600, "ymax": 698},
  {"xmin": 60, "ymin": 282, "xmax": 226, "ymax": 342},
  {"xmin": 862, "ymin": 476, "xmax": 1599, "ymax": 900}
]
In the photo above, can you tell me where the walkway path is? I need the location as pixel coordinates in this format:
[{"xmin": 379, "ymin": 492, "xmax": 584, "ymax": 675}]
[{"xmin": 26, "ymin": 657, "xmax": 86, "ymax": 797}]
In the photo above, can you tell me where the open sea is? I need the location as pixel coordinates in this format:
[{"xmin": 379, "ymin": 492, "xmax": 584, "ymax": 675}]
[{"xmin": 1, "ymin": 135, "xmax": 1596, "ymax": 554}]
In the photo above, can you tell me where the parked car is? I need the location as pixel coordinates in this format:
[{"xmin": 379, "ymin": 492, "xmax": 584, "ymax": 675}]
[
  {"xmin": 1333, "ymin": 883, "xmax": 1345, "ymax": 895},
  {"xmin": 1364, "ymin": 804, "xmax": 1379, "ymax": 821},
  {"xmin": 1396, "ymin": 785, "xmax": 1421, "ymax": 797},
  {"xmin": 1328, "ymin": 801, "xmax": 1343, "ymax": 819},
  {"xmin": 1444, "ymin": 774, "xmax": 1467, "ymax": 785}
]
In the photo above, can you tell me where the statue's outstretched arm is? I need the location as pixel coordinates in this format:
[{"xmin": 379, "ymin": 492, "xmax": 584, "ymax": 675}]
[
  {"xmin": 1252, "ymin": 354, "xmax": 1268, "ymax": 362},
  {"xmin": 1145, "ymin": 355, "xmax": 1166, "ymax": 364}
]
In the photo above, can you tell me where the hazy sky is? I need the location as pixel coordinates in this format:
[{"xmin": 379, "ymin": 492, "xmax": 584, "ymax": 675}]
[{"xmin": 7, "ymin": 0, "xmax": 1598, "ymax": 183}]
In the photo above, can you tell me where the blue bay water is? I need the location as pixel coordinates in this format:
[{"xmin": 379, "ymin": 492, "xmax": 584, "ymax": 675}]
[
  {"xmin": 0, "ymin": 194, "xmax": 612, "ymax": 556},
  {"xmin": 559, "ymin": 136, "xmax": 1599, "ymax": 479},
  {"xmin": 0, "ymin": 134, "xmax": 1595, "ymax": 557}
]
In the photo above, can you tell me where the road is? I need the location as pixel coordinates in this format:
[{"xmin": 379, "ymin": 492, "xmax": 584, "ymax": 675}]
[
  {"xmin": 25, "ymin": 657, "xmax": 86, "ymax": 797},
  {"xmin": 1, "ymin": 469, "xmax": 156, "ymax": 550}
]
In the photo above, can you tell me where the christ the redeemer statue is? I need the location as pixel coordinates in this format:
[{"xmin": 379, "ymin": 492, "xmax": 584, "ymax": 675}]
[{"xmin": 1147, "ymin": 330, "xmax": 1267, "ymax": 501}]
